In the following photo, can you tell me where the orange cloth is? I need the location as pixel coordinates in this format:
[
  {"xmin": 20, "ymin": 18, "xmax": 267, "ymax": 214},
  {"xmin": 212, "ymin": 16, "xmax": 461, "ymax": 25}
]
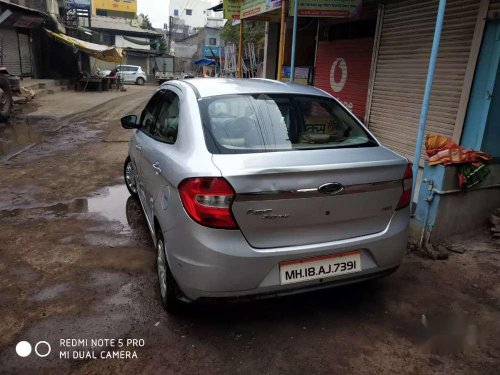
[{"xmin": 425, "ymin": 134, "xmax": 492, "ymax": 166}]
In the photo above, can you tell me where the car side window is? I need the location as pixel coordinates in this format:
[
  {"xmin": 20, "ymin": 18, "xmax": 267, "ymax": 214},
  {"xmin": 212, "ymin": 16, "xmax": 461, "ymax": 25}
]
[
  {"xmin": 153, "ymin": 91, "xmax": 180, "ymax": 144},
  {"xmin": 140, "ymin": 91, "xmax": 164, "ymax": 136}
]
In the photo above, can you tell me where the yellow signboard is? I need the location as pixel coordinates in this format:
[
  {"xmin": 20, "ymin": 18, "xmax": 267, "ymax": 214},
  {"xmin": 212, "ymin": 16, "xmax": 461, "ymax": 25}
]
[
  {"xmin": 223, "ymin": 0, "xmax": 242, "ymax": 20},
  {"xmin": 240, "ymin": 0, "xmax": 282, "ymax": 20},
  {"xmin": 93, "ymin": 0, "xmax": 137, "ymax": 14},
  {"xmin": 290, "ymin": 0, "xmax": 361, "ymax": 17}
]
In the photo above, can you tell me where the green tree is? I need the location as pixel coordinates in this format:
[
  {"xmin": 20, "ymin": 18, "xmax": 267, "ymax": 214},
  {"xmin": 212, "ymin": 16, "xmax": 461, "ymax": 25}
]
[
  {"xmin": 159, "ymin": 36, "xmax": 169, "ymax": 55},
  {"xmin": 138, "ymin": 13, "xmax": 153, "ymax": 30},
  {"xmin": 220, "ymin": 20, "xmax": 266, "ymax": 48}
]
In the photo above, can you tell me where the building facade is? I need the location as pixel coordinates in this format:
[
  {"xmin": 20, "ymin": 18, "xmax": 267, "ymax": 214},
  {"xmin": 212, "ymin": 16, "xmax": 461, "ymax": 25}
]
[
  {"xmin": 62, "ymin": 1, "xmax": 162, "ymax": 77},
  {"xmin": 0, "ymin": 0, "xmax": 75, "ymax": 79},
  {"xmin": 84, "ymin": 15, "xmax": 161, "ymax": 77},
  {"xmin": 173, "ymin": 26, "xmax": 222, "ymax": 74},
  {"xmin": 169, "ymin": 0, "xmax": 223, "ymax": 31}
]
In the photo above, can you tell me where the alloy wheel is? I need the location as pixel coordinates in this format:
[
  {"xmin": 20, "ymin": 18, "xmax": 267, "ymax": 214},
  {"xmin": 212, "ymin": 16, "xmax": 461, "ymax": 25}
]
[
  {"xmin": 125, "ymin": 162, "xmax": 137, "ymax": 194},
  {"xmin": 157, "ymin": 240, "xmax": 168, "ymax": 300},
  {"xmin": 0, "ymin": 88, "xmax": 6, "ymax": 106}
]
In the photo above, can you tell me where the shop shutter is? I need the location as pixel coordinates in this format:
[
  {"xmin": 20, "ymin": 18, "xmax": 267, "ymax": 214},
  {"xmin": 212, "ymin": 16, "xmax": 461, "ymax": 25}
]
[
  {"xmin": 18, "ymin": 32, "xmax": 32, "ymax": 77},
  {"xmin": 367, "ymin": 0, "xmax": 480, "ymax": 162},
  {"xmin": 314, "ymin": 37, "xmax": 374, "ymax": 120},
  {"xmin": 0, "ymin": 28, "xmax": 21, "ymax": 76},
  {"xmin": 125, "ymin": 55, "xmax": 148, "ymax": 73}
]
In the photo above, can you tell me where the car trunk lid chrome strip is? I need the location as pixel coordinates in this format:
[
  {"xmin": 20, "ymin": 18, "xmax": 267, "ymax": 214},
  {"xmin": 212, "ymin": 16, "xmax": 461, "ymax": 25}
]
[{"xmin": 235, "ymin": 180, "xmax": 402, "ymax": 201}]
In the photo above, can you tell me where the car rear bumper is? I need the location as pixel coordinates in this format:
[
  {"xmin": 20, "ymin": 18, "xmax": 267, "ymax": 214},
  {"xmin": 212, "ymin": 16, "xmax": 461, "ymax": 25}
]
[
  {"xmin": 162, "ymin": 208, "xmax": 409, "ymax": 301},
  {"xmin": 197, "ymin": 266, "xmax": 399, "ymax": 303}
]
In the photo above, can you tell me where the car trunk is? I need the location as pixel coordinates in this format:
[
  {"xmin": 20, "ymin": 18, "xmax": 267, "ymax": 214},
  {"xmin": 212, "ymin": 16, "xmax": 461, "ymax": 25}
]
[{"xmin": 212, "ymin": 147, "xmax": 407, "ymax": 249}]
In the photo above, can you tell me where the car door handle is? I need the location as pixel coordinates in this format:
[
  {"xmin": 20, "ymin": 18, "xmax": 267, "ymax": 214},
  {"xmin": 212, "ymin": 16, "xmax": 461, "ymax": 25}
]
[
  {"xmin": 152, "ymin": 162, "xmax": 162, "ymax": 175},
  {"xmin": 135, "ymin": 145, "xmax": 142, "ymax": 151}
]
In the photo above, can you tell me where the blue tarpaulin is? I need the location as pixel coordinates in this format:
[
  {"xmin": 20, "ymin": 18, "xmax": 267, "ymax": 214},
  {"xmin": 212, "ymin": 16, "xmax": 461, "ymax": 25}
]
[{"xmin": 194, "ymin": 58, "xmax": 215, "ymax": 66}]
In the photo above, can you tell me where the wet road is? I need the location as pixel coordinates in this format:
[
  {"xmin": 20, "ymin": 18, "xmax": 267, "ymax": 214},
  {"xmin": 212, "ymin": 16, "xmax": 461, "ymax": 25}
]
[{"xmin": 1, "ymin": 88, "xmax": 500, "ymax": 374}]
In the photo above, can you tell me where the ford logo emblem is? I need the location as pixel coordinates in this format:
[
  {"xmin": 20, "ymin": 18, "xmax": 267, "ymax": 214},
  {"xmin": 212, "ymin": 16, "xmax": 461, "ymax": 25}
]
[{"xmin": 318, "ymin": 182, "xmax": 345, "ymax": 195}]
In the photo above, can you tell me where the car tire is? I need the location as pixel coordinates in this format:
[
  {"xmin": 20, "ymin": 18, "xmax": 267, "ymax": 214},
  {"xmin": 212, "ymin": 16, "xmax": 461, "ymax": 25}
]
[
  {"xmin": 0, "ymin": 76, "xmax": 13, "ymax": 122},
  {"xmin": 124, "ymin": 157, "xmax": 138, "ymax": 197},
  {"xmin": 156, "ymin": 231, "xmax": 184, "ymax": 313},
  {"xmin": 136, "ymin": 77, "xmax": 145, "ymax": 86}
]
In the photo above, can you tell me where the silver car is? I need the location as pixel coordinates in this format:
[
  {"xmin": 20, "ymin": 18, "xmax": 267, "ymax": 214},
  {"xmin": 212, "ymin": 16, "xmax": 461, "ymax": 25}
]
[
  {"xmin": 117, "ymin": 65, "xmax": 147, "ymax": 85},
  {"xmin": 121, "ymin": 78, "xmax": 412, "ymax": 312}
]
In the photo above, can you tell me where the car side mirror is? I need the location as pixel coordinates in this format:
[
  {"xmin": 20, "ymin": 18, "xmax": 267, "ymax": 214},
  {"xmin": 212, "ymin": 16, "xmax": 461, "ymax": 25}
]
[{"xmin": 121, "ymin": 114, "xmax": 139, "ymax": 129}]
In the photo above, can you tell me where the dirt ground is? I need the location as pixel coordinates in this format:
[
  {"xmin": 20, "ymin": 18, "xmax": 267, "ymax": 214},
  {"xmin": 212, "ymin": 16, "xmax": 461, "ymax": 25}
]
[{"xmin": 0, "ymin": 87, "xmax": 499, "ymax": 375}]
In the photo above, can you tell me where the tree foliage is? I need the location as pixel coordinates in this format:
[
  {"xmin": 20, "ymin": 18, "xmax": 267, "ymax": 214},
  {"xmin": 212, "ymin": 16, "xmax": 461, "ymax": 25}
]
[
  {"xmin": 220, "ymin": 20, "xmax": 266, "ymax": 47},
  {"xmin": 138, "ymin": 13, "xmax": 153, "ymax": 30},
  {"xmin": 159, "ymin": 36, "xmax": 169, "ymax": 55}
]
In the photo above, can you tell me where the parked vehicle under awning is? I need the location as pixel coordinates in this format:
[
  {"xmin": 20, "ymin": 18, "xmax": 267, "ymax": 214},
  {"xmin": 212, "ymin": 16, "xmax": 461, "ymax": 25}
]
[{"xmin": 45, "ymin": 29, "xmax": 124, "ymax": 63}]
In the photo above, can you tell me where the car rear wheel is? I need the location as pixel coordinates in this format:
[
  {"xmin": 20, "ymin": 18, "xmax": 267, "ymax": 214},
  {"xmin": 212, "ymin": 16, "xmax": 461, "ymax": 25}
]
[
  {"xmin": 136, "ymin": 77, "xmax": 145, "ymax": 86},
  {"xmin": 0, "ymin": 76, "xmax": 13, "ymax": 122},
  {"xmin": 156, "ymin": 232, "xmax": 184, "ymax": 313},
  {"xmin": 124, "ymin": 157, "xmax": 138, "ymax": 197}
]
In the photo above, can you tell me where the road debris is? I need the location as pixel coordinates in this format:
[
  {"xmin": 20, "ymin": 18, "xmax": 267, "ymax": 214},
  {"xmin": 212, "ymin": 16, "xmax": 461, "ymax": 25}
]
[{"xmin": 423, "ymin": 243, "xmax": 449, "ymax": 260}]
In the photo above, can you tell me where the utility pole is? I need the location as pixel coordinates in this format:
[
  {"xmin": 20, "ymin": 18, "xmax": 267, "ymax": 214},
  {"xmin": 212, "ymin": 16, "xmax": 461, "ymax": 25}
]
[
  {"xmin": 290, "ymin": 0, "xmax": 298, "ymax": 82},
  {"xmin": 277, "ymin": 0, "xmax": 287, "ymax": 81},
  {"xmin": 168, "ymin": 15, "xmax": 173, "ymax": 54},
  {"xmin": 237, "ymin": 20, "xmax": 243, "ymax": 78}
]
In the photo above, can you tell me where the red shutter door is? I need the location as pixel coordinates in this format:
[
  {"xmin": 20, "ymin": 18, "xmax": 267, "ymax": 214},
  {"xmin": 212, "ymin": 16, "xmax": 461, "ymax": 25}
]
[{"xmin": 314, "ymin": 37, "xmax": 374, "ymax": 120}]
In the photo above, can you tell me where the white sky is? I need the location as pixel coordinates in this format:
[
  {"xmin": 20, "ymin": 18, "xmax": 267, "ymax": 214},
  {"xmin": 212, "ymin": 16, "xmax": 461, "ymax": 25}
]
[
  {"xmin": 137, "ymin": 0, "xmax": 221, "ymax": 29},
  {"xmin": 137, "ymin": 0, "xmax": 170, "ymax": 29}
]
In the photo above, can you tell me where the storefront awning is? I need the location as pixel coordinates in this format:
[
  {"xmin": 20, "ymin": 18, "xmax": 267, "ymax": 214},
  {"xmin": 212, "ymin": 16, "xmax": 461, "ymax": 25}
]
[
  {"xmin": 45, "ymin": 29, "xmax": 124, "ymax": 63},
  {"xmin": 194, "ymin": 58, "xmax": 215, "ymax": 66}
]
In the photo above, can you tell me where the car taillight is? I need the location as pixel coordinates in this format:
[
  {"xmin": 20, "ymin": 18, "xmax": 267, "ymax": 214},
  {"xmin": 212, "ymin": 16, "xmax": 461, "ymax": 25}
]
[
  {"xmin": 178, "ymin": 177, "xmax": 238, "ymax": 229},
  {"xmin": 396, "ymin": 163, "xmax": 413, "ymax": 211}
]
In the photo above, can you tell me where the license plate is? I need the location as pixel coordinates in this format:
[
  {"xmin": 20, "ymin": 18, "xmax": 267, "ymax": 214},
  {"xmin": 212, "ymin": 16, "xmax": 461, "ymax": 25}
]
[{"xmin": 280, "ymin": 251, "xmax": 361, "ymax": 285}]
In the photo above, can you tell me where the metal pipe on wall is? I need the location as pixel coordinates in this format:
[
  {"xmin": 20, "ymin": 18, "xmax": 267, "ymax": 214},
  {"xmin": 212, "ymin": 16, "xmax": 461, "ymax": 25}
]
[
  {"xmin": 237, "ymin": 19, "xmax": 244, "ymax": 78},
  {"xmin": 411, "ymin": 0, "xmax": 447, "ymax": 198},
  {"xmin": 312, "ymin": 18, "xmax": 320, "ymax": 82},
  {"xmin": 290, "ymin": 0, "xmax": 299, "ymax": 82},
  {"xmin": 277, "ymin": 0, "xmax": 287, "ymax": 81},
  {"xmin": 364, "ymin": 3, "xmax": 384, "ymax": 125},
  {"xmin": 418, "ymin": 179, "xmax": 500, "ymax": 247}
]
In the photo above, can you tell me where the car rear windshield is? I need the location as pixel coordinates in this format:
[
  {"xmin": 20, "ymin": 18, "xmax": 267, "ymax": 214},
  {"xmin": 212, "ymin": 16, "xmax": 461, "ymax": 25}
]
[{"xmin": 199, "ymin": 94, "xmax": 377, "ymax": 154}]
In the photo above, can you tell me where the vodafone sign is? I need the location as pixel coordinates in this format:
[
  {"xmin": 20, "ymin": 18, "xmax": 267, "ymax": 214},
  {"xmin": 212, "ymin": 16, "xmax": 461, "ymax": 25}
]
[
  {"xmin": 329, "ymin": 58, "xmax": 348, "ymax": 92},
  {"xmin": 314, "ymin": 38, "xmax": 373, "ymax": 120}
]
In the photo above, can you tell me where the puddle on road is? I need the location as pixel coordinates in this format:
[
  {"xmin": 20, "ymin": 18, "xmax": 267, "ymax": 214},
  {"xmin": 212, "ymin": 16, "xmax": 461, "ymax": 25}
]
[
  {"xmin": 0, "ymin": 116, "xmax": 100, "ymax": 163},
  {"xmin": 87, "ymin": 185, "xmax": 131, "ymax": 229},
  {"xmin": 86, "ymin": 185, "xmax": 149, "ymax": 236},
  {"xmin": 31, "ymin": 282, "xmax": 71, "ymax": 302},
  {"xmin": 0, "ymin": 185, "xmax": 147, "ymax": 234},
  {"xmin": 0, "ymin": 118, "xmax": 44, "ymax": 160}
]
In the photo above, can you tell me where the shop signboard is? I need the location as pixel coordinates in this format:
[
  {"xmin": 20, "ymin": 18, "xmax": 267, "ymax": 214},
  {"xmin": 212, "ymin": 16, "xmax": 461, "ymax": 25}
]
[
  {"xmin": 92, "ymin": 0, "xmax": 137, "ymax": 14},
  {"xmin": 223, "ymin": 0, "xmax": 242, "ymax": 20},
  {"xmin": 203, "ymin": 45, "xmax": 224, "ymax": 58},
  {"xmin": 280, "ymin": 66, "xmax": 312, "ymax": 85},
  {"xmin": 290, "ymin": 0, "xmax": 361, "ymax": 18},
  {"xmin": 314, "ymin": 38, "xmax": 374, "ymax": 120},
  {"xmin": 240, "ymin": 0, "xmax": 282, "ymax": 20},
  {"xmin": 69, "ymin": 0, "xmax": 91, "ymax": 10}
]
